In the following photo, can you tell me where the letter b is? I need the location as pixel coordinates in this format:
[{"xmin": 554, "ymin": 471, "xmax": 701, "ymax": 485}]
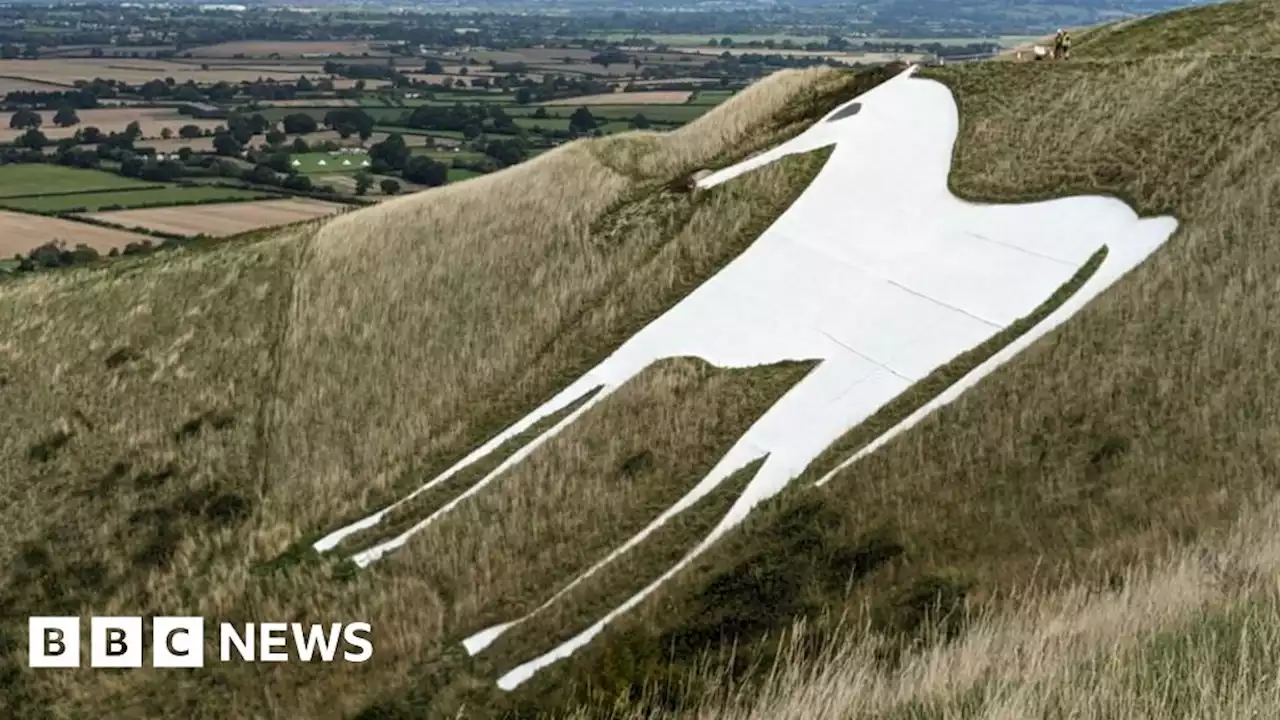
[
  {"xmin": 28, "ymin": 617, "xmax": 80, "ymax": 668},
  {"xmin": 91, "ymin": 617, "xmax": 142, "ymax": 668}
]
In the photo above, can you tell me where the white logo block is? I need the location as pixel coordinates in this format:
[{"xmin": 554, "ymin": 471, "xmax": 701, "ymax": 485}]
[
  {"xmin": 90, "ymin": 616, "xmax": 142, "ymax": 668},
  {"xmin": 28, "ymin": 617, "xmax": 80, "ymax": 668},
  {"xmin": 153, "ymin": 617, "xmax": 205, "ymax": 668}
]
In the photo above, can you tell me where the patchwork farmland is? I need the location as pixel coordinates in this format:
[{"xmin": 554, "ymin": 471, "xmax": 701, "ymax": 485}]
[
  {"xmin": 0, "ymin": 24, "xmax": 765, "ymax": 253},
  {"xmin": 0, "ymin": 107, "xmax": 226, "ymax": 142},
  {"xmin": 0, "ymin": 209, "xmax": 150, "ymax": 254},
  {"xmin": 0, "ymin": 163, "xmax": 353, "ymax": 260},
  {"xmin": 0, "ymin": 164, "xmax": 154, "ymax": 196},
  {"xmin": 0, "ymin": 58, "xmax": 378, "ymax": 89},
  {"xmin": 84, "ymin": 197, "xmax": 348, "ymax": 237},
  {"xmin": 0, "ymin": 186, "xmax": 275, "ymax": 213}
]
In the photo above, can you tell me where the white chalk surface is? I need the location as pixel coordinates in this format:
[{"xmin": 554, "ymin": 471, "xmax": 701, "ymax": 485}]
[{"xmin": 314, "ymin": 66, "xmax": 1177, "ymax": 689}]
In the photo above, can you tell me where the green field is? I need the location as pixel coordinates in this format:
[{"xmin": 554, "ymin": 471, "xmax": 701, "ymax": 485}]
[
  {"xmin": 510, "ymin": 116, "xmax": 571, "ymax": 130},
  {"xmin": 505, "ymin": 105, "xmax": 694, "ymax": 124},
  {"xmin": 0, "ymin": 185, "xmax": 276, "ymax": 213},
  {"xmin": 509, "ymin": 117, "xmax": 632, "ymax": 133},
  {"xmin": 410, "ymin": 148, "xmax": 487, "ymax": 163},
  {"xmin": 574, "ymin": 105, "xmax": 708, "ymax": 123},
  {"xmin": 290, "ymin": 151, "xmax": 371, "ymax": 174},
  {"xmin": 406, "ymin": 96, "xmax": 518, "ymax": 106},
  {"xmin": 258, "ymin": 106, "xmax": 409, "ymax": 123},
  {"xmin": 691, "ymin": 89, "xmax": 737, "ymax": 105},
  {"xmin": 446, "ymin": 167, "xmax": 481, "ymax": 182},
  {"xmin": 375, "ymin": 125, "xmax": 467, "ymax": 141},
  {"xmin": 0, "ymin": 165, "xmax": 156, "ymax": 198}
]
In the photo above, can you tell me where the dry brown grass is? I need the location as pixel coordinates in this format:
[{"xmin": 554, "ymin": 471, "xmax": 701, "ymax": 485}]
[
  {"xmin": 507, "ymin": 36, "xmax": 1280, "ymax": 718},
  {"xmin": 0, "ymin": 227, "xmax": 313, "ymax": 714},
  {"xmin": 0, "ymin": 66, "xmax": 868, "ymax": 718},
  {"xmin": 263, "ymin": 65, "xmax": 852, "ymax": 543},
  {"xmin": 0, "ymin": 210, "xmax": 151, "ymax": 254},
  {"xmin": 1073, "ymin": 0, "xmax": 1280, "ymax": 58},
  {"xmin": 356, "ymin": 357, "xmax": 810, "ymax": 678},
  {"xmin": 571, "ymin": 495, "xmax": 1280, "ymax": 720},
  {"xmin": 84, "ymin": 198, "xmax": 350, "ymax": 238}
]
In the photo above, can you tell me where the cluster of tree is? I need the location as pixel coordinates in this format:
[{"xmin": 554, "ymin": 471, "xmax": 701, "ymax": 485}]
[
  {"xmin": 703, "ymin": 36, "xmax": 854, "ymax": 51},
  {"xmin": 588, "ymin": 49, "xmax": 635, "ymax": 69},
  {"xmin": 322, "ymin": 60, "xmax": 404, "ymax": 82},
  {"xmin": 53, "ymin": 76, "xmax": 334, "ymax": 107},
  {"xmin": 490, "ymin": 61, "xmax": 530, "ymax": 74},
  {"xmin": 480, "ymin": 137, "xmax": 527, "ymax": 168},
  {"xmin": 6, "ymin": 117, "xmax": 148, "ymax": 151},
  {"xmin": 7, "ymin": 236, "xmax": 194, "ymax": 276},
  {"xmin": 12, "ymin": 241, "xmax": 106, "ymax": 272},
  {"xmin": 361, "ymin": 131, "xmax": 454, "ymax": 186},
  {"xmin": 242, "ymin": 75, "xmax": 335, "ymax": 101},
  {"xmin": 0, "ymin": 43, "xmax": 39, "ymax": 59},
  {"xmin": 366, "ymin": 132, "xmax": 412, "ymax": 172},
  {"xmin": 403, "ymin": 103, "xmax": 493, "ymax": 135},
  {"xmin": 2, "ymin": 87, "xmax": 107, "ymax": 111},
  {"xmin": 402, "ymin": 155, "xmax": 448, "ymax": 186},
  {"xmin": 3, "ymin": 122, "xmax": 334, "ymax": 197},
  {"xmin": 321, "ymin": 107, "xmax": 376, "ymax": 141},
  {"xmin": 699, "ymin": 53, "xmax": 842, "ymax": 81},
  {"xmin": 350, "ymin": 170, "xmax": 401, "ymax": 196},
  {"xmin": 508, "ymin": 74, "xmax": 612, "ymax": 105},
  {"xmin": 281, "ymin": 113, "xmax": 319, "ymax": 135},
  {"xmin": 567, "ymin": 106, "xmax": 598, "ymax": 135}
]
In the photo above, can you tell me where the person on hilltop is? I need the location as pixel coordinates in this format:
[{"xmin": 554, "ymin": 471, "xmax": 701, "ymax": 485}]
[{"xmin": 1052, "ymin": 29, "xmax": 1073, "ymax": 60}]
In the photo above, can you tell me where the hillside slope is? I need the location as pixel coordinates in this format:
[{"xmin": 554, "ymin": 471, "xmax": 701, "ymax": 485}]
[
  {"xmin": 530, "ymin": 1, "xmax": 1280, "ymax": 717},
  {"xmin": 0, "ymin": 64, "xmax": 899, "ymax": 718},
  {"xmin": 7, "ymin": 0, "xmax": 1280, "ymax": 717}
]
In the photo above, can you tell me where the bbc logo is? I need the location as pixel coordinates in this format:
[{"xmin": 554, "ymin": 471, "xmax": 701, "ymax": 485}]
[
  {"xmin": 30, "ymin": 617, "xmax": 205, "ymax": 668},
  {"xmin": 29, "ymin": 616, "xmax": 373, "ymax": 668}
]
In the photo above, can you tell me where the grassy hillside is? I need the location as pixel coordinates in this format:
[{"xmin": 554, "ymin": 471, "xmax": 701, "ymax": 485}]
[
  {"xmin": 1073, "ymin": 0, "xmax": 1279, "ymax": 58},
  {"xmin": 8, "ymin": 0, "xmax": 1280, "ymax": 716},
  {"xmin": 521, "ymin": 0, "xmax": 1280, "ymax": 716},
  {"xmin": 0, "ymin": 63, "xmax": 902, "ymax": 718}
]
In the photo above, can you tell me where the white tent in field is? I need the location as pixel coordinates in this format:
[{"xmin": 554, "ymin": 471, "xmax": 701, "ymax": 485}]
[
  {"xmin": 361, "ymin": 160, "xmax": 370, "ymax": 166},
  {"xmin": 317, "ymin": 159, "xmax": 327, "ymax": 166},
  {"xmin": 291, "ymin": 159, "xmax": 301, "ymax": 166}
]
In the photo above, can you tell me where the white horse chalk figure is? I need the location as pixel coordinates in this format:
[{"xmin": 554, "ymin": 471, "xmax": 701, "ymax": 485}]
[{"xmin": 311, "ymin": 66, "xmax": 1178, "ymax": 690}]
